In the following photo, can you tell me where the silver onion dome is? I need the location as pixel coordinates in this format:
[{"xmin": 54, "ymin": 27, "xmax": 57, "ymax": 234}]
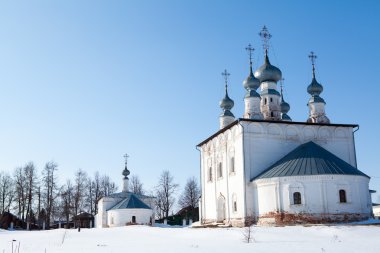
[
  {"xmin": 281, "ymin": 100, "xmax": 290, "ymax": 114},
  {"xmin": 254, "ymin": 53, "xmax": 282, "ymax": 83},
  {"xmin": 243, "ymin": 66, "xmax": 260, "ymax": 90},
  {"xmin": 307, "ymin": 77, "xmax": 323, "ymax": 96},
  {"xmin": 220, "ymin": 91, "xmax": 234, "ymax": 110}
]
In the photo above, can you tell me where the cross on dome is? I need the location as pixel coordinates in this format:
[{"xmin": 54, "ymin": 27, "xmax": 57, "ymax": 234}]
[
  {"xmin": 308, "ymin": 51, "xmax": 317, "ymax": 78},
  {"xmin": 259, "ymin": 25, "xmax": 272, "ymax": 53},
  {"xmin": 245, "ymin": 43, "xmax": 254, "ymax": 66}
]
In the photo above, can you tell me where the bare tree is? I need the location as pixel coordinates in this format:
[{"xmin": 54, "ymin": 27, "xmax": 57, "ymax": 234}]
[
  {"xmin": 60, "ymin": 180, "xmax": 74, "ymax": 223},
  {"xmin": 93, "ymin": 171, "xmax": 102, "ymax": 215},
  {"xmin": 155, "ymin": 170, "xmax": 178, "ymax": 219},
  {"xmin": 0, "ymin": 172, "xmax": 14, "ymax": 213},
  {"xmin": 100, "ymin": 175, "xmax": 117, "ymax": 197},
  {"xmin": 129, "ymin": 175, "xmax": 145, "ymax": 195},
  {"xmin": 178, "ymin": 177, "xmax": 200, "ymax": 220},
  {"xmin": 41, "ymin": 161, "xmax": 59, "ymax": 225},
  {"xmin": 73, "ymin": 169, "xmax": 87, "ymax": 215},
  {"xmin": 14, "ymin": 166, "xmax": 27, "ymax": 221}
]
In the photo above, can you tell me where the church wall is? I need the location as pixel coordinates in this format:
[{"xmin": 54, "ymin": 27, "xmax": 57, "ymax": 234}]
[
  {"xmin": 253, "ymin": 175, "xmax": 371, "ymax": 225},
  {"xmin": 96, "ymin": 197, "xmax": 121, "ymax": 228},
  {"xmin": 107, "ymin": 208, "xmax": 153, "ymax": 227},
  {"xmin": 242, "ymin": 121, "xmax": 357, "ymax": 181},
  {"xmin": 199, "ymin": 124, "xmax": 246, "ymax": 225}
]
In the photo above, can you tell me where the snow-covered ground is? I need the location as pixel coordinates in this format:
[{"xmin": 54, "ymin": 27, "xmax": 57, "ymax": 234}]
[{"xmin": 1, "ymin": 224, "xmax": 380, "ymax": 253}]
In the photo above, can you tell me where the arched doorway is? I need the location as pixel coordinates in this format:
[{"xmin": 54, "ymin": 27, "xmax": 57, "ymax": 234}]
[
  {"xmin": 132, "ymin": 216, "xmax": 136, "ymax": 223},
  {"xmin": 217, "ymin": 195, "xmax": 226, "ymax": 222}
]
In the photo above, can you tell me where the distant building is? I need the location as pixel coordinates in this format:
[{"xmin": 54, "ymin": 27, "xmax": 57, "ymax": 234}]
[
  {"xmin": 73, "ymin": 212, "xmax": 94, "ymax": 228},
  {"xmin": 197, "ymin": 27, "xmax": 372, "ymax": 226},
  {"xmin": 95, "ymin": 157, "xmax": 155, "ymax": 227}
]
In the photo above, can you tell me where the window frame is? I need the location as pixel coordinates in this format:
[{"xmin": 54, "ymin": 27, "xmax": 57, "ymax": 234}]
[{"xmin": 293, "ymin": 192, "xmax": 302, "ymax": 205}]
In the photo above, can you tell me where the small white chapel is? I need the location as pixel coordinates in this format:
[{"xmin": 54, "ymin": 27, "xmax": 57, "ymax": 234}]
[
  {"xmin": 95, "ymin": 156, "xmax": 155, "ymax": 227},
  {"xmin": 197, "ymin": 26, "xmax": 372, "ymax": 226}
]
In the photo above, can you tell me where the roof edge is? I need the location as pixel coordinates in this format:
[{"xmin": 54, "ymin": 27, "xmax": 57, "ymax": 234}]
[{"xmin": 196, "ymin": 118, "xmax": 358, "ymax": 147}]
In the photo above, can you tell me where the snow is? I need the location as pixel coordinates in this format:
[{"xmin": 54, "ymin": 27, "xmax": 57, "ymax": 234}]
[{"xmin": 1, "ymin": 225, "xmax": 380, "ymax": 253}]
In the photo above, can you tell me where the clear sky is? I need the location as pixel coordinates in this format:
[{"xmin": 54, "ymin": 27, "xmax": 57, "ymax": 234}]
[{"xmin": 1, "ymin": 0, "xmax": 380, "ymax": 201}]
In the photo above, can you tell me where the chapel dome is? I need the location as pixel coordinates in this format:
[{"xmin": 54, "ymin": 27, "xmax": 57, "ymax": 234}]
[
  {"xmin": 219, "ymin": 93, "xmax": 234, "ymax": 110},
  {"xmin": 254, "ymin": 53, "xmax": 282, "ymax": 83},
  {"xmin": 243, "ymin": 69, "xmax": 260, "ymax": 90},
  {"xmin": 307, "ymin": 77, "xmax": 323, "ymax": 96},
  {"xmin": 280, "ymin": 100, "xmax": 290, "ymax": 114}
]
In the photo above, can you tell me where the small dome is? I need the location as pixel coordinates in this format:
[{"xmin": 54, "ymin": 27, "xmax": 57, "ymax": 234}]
[
  {"xmin": 281, "ymin": 100, "xmax": 290, "ymax": 114},
  {"xmin": 307, "ymin": 77, "xmax": 323, "ymax": 96},
  {"xmin": 220, "ymin": 93, "xmax": 234, "ymax": 110},
  {"xmin": 245, "ymin": 89, "xmax": 261, "ymax": 98},
  {"xmin": 243, "ymin": 67, "xmax": 260, "ymax": 90},
  {"xmin": 254, "ymin": 54, "xmax": 282, "ymax": 83}
]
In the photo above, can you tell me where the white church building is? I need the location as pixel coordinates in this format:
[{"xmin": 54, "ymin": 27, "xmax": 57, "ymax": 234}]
[
  {"xmin": 197, "ymin": 26, "xmax": 372, "ymax": 226},
  {"xmin": 95, "ymin": 157, "xmax": 155, "ymax": 227}
]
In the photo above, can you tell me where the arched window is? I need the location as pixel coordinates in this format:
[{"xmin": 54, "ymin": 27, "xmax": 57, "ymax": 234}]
[
  {"xmin": 270, "ymin": 97, "xmax": 273, "ymax": 102},
  {"xmin": 218, "ymin": 162, "xmax": 223, "ymax": 178},
  {"xmin": 233, "ymin": 201, "xmax": 237, "ymax": 212},
  {"xmin": 293, "ymin": 192, "xmax": 302, "ymax": 205},
  {"xmin": 208, "ymin": 167, "xmax": 212, "ymax": 181},
  {"xmin": 264, "ymin": 98, "xmax": 267, "ymax": 104},
  {"xmin": 230, "ymin": 157, "xmax": 235, "ymax": 173},
  {"xmin": 339, "ymin": 189, "xmax": 347, "ymax": 203},
  {"xmin": 271, "ymin": 112, "xmax": 274, "ymax": 117}
]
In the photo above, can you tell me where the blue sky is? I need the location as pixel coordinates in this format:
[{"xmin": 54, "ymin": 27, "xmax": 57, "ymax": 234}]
[{"xmin": 1, "ymin": 0, "xmax": 380, "ymax": 201}]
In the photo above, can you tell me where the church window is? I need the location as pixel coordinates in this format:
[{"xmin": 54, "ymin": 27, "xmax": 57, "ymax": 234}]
[
  {"xmin": 230, "ymin": 157, "xmax": 235, "ymax": 173},
  {"xmin": 111, "ymin": 216, "xmax": 114, "ymax": 225},
  {"xmin": 218, "ymin": 162, "xmax": 223, "ymax": 178},
  {"xmin": 233, "ymin": 201, "xmax": 237, "ymax": 212},
  {"xmin": 208, "ymin": 167, "xmax": 213, "ymax": 181},
  {"xmin": 132, "ymin": 216, "xmax": 136, "ymax": 223},
  {"xmin": 264, "ymin": 98, "xmax": 267, "ymax": 104},
  {"xmin": 293, "ymin": 192, "xmax": 302, "ymax": 205},
  {"xmin": 339, "ymin": 189, "xmax": 347, "ymax": 203},
  {"xmin": 271, "ymin": 112, "xmax": 274, "ymax": 117},
  {"xmin": 270, "ymin": 97, "xmax": 273, "ymax": 102}
]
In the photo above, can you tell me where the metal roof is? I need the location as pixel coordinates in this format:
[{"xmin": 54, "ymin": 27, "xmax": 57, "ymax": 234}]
[
  {"xmin": 109, "ymin": 193, "xmax": 152, "ymax": 210},
  {"xmin": 253, "ymin": 141, "xmax": 369, "ymax": 180}
]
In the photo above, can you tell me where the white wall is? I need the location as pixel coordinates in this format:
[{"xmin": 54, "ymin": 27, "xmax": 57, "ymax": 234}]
[
  {"xmin": 253, "ymin": 175, "xmax": 371, "ymax": 223},
  {"xmin": 107, "ymin": 209, "xmax": 153, "ymax": 227}
]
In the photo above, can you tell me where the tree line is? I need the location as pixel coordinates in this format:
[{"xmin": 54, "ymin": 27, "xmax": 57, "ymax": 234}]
[{"xmin": 0, "ymin": 164, "xmax": 200, "ymax": 226}]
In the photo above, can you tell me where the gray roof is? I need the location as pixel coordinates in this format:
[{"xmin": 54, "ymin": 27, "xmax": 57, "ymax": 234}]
[
  {"xmin": 253, "ymin": 141, "xmax": 369, "ymax": 180},
  {"xmin": 110, "ymin": 193, "xmax": 151, "ymax": 210}
]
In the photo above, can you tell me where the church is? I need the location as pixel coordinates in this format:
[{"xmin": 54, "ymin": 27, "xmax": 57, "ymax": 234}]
[
  {"xmin": 197, "ymin": 26, "xmax": 372, "ymax": 226},
  {"xmin": 95, "ymin": 156, "xmax": 155, "ymax": 227}
]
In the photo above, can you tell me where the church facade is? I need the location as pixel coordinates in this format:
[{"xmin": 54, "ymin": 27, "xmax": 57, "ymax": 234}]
[
  {"xmin": 95, "ymin": 158, "xmax": 155, "ymax": 228},
  {"xmin": 197, "ymin": 27, "xmax": 372, "ymax": 226}
]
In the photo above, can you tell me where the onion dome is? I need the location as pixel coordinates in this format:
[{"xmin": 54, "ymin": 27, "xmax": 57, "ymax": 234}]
[
  {"xmin": 243, "ymin": 65, "xmax": 260, "ymax": 90},
  {"xmin": 122, "ymin": 164, "xmax": 130, "ymax": 179},
  {"xmin": 254, "ymin": 51, "xmax": 282, "ymax": 83},
  {"xmin": 281, "ymin": 99, "xmax": 290, "ymax": 114},
  {"xmin": 219, "ymin": 87, "xmax": 234, "ymax": 110},
  {"xmin": 307, "ymin": 77, "xmax": 323, "ymax": 96}
]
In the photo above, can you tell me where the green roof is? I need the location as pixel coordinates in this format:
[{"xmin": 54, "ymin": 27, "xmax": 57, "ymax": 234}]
[
  {"xmin": 109, "ymin": 193, "xmax": 151, "ymax": 210},
  {"xmin": 253, "ymin": 141, "xmax": 369, "ymax": 180}
]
